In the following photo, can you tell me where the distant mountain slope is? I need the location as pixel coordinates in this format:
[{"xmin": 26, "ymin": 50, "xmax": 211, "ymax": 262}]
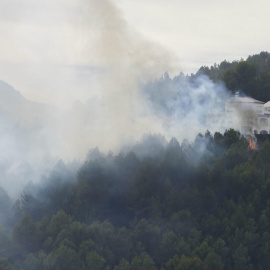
[
  {"xmin": 0, "ymin": 80, "xmax": 49, "ymax": 127},
  {"xmin": 0, "ymin": 80, "xmax": 22, "ymax": 100},
  {"xmin": 0, "ymin": 80, "xmax": 56, "ymax": 199}
]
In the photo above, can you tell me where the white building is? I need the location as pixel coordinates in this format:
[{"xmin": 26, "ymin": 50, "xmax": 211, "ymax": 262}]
[{"xmin": 207, "ymin": 93, "xmax": 270, "ymax": 135}]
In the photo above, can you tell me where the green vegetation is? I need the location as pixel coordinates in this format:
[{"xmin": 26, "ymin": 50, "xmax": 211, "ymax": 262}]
[
  {"xmin": 196, "ymin": 51, "xmax": 270, "ymax": 102},
  {"xmin": 2, "ymin": 52, "xmax": 270, "ymax": 269},
  {"xmin": 1, "ymin": 129, "xmax": 270, "ymax": 269}
]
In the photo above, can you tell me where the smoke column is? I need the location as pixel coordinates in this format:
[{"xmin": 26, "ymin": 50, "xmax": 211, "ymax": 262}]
[{"xmin": 0, "ymin": 0, "xmax": 233, "ymax": 199}]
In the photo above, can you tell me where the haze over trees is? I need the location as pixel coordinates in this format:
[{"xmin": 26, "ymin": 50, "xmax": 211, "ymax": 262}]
[
  {"xmin": 1, "ymin": 52, "xmax": 270, "ymax": 269},
  {"xmin": 196, "ymin": 51, "xmax": 270, "ymax": 102},
  {"xmin": 0, "ymin": 129, "xmax": 269, "ymax": 270}
]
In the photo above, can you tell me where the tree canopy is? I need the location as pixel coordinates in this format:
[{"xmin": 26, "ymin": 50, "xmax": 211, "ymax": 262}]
[
  {"xmin": 196, "ymin": 51, "xmax": 270, "ymax": 102},
  {"xmin": 1, "ymin": 129, "xmax": 270, "ymax": 270}
]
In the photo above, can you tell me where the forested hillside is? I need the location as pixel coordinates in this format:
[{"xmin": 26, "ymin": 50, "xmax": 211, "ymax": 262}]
[
  {"xmin": 142, "ymin": 52, "xmax": 270, "ymax": 122},
  {"xmin": 2, "ymin": 52, "xmax": 270, "ymax": 270},
  {"xmin": 196, "ymin": 51, "xmax": 270, "ymax": 102},
  {"xmin": 1, "ymin": 129, "xmax": 270, "ymax": 270}
]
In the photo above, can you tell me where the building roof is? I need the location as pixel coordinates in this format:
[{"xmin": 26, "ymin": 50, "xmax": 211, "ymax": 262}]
[
  {"xmin": 227, "ymin": 96, "xmax": 264, "ymax": 104},
  {"xmin": 264, "ymin": 101, "xmax": 270, "ymax": 107}
]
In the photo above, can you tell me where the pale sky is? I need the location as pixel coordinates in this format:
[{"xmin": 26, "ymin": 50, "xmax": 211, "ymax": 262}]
[
  {"xmin": 0, "ymin": 0, "xmax": 269, "ymax": 105},
  {"xmin": 115, "ymin": 0, "xmax": 270, "ymax": 71}
]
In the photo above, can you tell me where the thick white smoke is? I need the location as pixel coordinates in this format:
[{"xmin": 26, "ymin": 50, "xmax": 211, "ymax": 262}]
[{"xmin": 0, "ymin": 0, "xmax": 233, "ymax": 199}]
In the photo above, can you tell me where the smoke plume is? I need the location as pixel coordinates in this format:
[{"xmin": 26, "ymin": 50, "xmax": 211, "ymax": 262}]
[{"xmin": 0, "ymin": 0, "xmax": 233, "ymax": 200}]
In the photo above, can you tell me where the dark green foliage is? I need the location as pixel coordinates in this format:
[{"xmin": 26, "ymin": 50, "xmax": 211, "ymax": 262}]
[
  {"xmin": 0, "ymin": 186, "xmax": 12, "ymax": 228},
  {"xmin": 43, "ymin": 244, "xmax": 82, "ymax": 270},
  {"xmin": 3, "ymin": 129, "xmax": 270, "ymax": 269},
  {"xmin": 12, "ymin": 215, "xmax": 39, "ymax": 252},
  {"xmin": 85, "ymin": 250, "xmax": 106, "ymax": 270},
  {"xmin": 195, "ymin": 51, "xmax": 270, "ymax": 102},
  {"xmin": 0, "ymin": 258, "xmax": 14, "ymax": 270}
]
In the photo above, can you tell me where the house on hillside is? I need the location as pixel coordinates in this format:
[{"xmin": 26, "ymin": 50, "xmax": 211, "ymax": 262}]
[{"xmin": 207, "ymin": 93, "xmax": 270, "ymax": 135}]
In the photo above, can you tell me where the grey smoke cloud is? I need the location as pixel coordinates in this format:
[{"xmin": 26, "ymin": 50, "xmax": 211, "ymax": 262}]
[
  {"xmin": 0, "ymin": 0, "xmax": 178, "ymax": 199},
  {"xmin": 0, "ymin": 0, "xmax": 234, "ymax": 200}
]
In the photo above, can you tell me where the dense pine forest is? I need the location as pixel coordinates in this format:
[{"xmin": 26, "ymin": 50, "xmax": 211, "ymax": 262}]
[
  {"xmin": 195, "ymin": 51, "xmax": 270, "ymax": 102},
  {"xmin": 1, "ymin": 52, "xmax": 270, "ymax": 270}
]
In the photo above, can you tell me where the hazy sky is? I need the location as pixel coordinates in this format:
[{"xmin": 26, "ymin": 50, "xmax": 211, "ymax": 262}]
[
  {"xmin": 114, "ymin": 0, "xmax": 270, "ymax": 70},
  {"xmin": 0, "ymin": 0, "xmax": 269, "ymax": 105}
]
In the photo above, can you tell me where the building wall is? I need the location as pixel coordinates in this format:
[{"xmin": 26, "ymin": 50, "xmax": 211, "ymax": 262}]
[{"xmin": 207, "ymin": 96, "xmax": 270, "ymax": 135}]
